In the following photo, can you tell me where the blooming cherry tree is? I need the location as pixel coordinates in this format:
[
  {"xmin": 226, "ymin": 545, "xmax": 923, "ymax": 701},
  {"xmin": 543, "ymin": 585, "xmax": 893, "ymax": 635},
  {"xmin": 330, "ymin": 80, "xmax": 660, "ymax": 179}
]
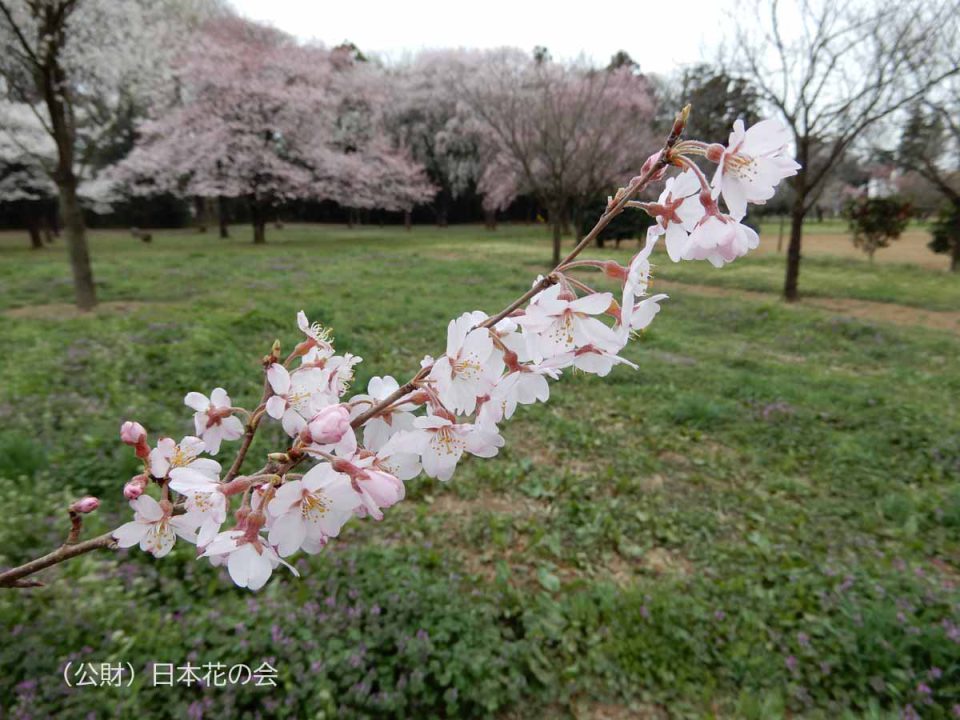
[{"xmin": 0, "ymin": 107, "xmax": 799, "ymax": 593}]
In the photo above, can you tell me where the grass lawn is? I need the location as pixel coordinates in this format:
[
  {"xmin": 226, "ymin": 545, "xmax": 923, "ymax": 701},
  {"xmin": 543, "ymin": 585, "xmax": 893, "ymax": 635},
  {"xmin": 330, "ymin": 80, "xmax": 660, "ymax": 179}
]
[{"xmin": 0, "ymin": 223, "xmax": 958, "ymax": 719}]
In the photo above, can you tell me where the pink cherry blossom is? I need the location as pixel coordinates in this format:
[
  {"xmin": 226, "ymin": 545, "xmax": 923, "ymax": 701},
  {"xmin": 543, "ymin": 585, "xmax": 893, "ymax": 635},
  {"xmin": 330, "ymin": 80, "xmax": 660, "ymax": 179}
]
[
  {"xmin": 683, "ymin": 215, "xmax": 760, "ymax": 268},
  {"xmin": 477, "ymin": 363, "xmax": 558, "ymax": 427},
  {"xmin": 373, "ymin": 434, "xmax": 423, "ymax": 481},
  {"xmin": 323, "ymin": 353, "xmax": 363, "ymax": 396},
  {"xmin": 331, "ymin": 455, "xmax": 406, "ymax": 521},
  {"xmin": 184, "ymin": 388, "xmax": 244, "ymax": 454},
  {"xmin": 113, "ymin": 495, "xmax": 195, "ymax": 558},
  {"xmin": 710, "ymin": 118, "xmax": 800, "ymax": 219},
  {"xmin": 569, "ymin": 345, "xmax": 639, "ymax": 377}
]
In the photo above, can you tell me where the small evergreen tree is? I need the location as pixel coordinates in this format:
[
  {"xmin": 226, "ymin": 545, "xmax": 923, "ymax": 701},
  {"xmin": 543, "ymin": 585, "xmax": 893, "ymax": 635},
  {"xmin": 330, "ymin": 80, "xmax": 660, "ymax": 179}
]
[
  {"xmin": 929, "ymin": 203, "xmax": 960, "ymax": 272},
  {"xmin": 844, "ymin": 196, "xmax": 912, "ymax": 262}
]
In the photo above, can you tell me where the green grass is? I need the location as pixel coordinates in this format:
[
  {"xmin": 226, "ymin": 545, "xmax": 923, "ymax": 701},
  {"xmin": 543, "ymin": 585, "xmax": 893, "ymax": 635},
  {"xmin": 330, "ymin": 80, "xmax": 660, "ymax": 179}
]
[{"xmin": 1, "ymin": 223, "xmax": 959, "ymax": 718}]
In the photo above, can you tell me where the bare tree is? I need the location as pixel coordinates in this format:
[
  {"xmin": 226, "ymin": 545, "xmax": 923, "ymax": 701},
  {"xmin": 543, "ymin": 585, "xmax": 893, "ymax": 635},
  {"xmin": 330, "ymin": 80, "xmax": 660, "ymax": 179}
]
[
  {"xmin": 730, "ymin": 0, "xmax": 959, "ymax": 300},
  {"xmin": 895, "ymin": 79, "xmax": 960, "ymax": 269},
  {"xmin": 461, "ymin": 51, "xmax": 656, "ymax": 265}
]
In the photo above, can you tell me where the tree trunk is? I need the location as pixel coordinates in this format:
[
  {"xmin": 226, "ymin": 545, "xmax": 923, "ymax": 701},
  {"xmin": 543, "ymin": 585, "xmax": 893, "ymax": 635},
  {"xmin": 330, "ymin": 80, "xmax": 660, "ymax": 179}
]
[
  {"xmin": 784, "ymin": 172, "xmax": 808, "ymax": 302},
  {"xmin": 249, "ymin": 198, "xmax": 266, "ymax": 244},
  {"xmin": 404, "ymin": 210, "xmax": 412, "ymax": 231},
  {"xmin": 953, "ymin": 203, "xmax": 960, "ymax": 272},
  {"xmin": 41, "ymin": 33, "xmax": 96, "ymax": 309},
  {"xmin": 435, "ymin": 193, "xmax": 449, "ymax": 227},
  {"xmin": 218, "ymin": 196, "xmax": 230, "ymax": 238},
  {"xmin": 59, "ymin": 176, "xmax": 97, "ymax": 309},
  {"xmin": 193, "ymin": 196, "xmax": 208, "ymax": 233},
  {"xmin": 42, "ymin": 214, "xmax": 55, "ymax": 244},
  {"xmin": 484, "ymin": 209, "xmax": 497, "ymax": 231},
  {"xmin": 26, "ymin": 207, "xmax": 43, "ymax": 249}
]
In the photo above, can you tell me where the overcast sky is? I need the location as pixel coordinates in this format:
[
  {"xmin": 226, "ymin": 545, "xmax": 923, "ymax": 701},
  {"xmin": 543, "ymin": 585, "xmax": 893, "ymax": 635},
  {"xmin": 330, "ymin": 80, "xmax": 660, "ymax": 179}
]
[{"xmin": 229, "ymin": 0, "xmax": 728, "ymax": 74}]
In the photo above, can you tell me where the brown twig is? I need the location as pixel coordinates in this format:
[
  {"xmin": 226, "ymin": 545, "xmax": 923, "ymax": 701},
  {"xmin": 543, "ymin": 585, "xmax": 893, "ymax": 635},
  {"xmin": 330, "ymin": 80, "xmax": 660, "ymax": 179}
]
[{"xmin": 0, "ymin": 531, "xmax": 117, "ymax": 589}]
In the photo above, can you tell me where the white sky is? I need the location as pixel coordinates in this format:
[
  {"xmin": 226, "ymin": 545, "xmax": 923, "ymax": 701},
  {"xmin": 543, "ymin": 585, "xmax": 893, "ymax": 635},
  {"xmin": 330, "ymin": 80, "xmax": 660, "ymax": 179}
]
[{"xmin": 229, "ymin": 0, "xmax": 728, "ymax": 75}]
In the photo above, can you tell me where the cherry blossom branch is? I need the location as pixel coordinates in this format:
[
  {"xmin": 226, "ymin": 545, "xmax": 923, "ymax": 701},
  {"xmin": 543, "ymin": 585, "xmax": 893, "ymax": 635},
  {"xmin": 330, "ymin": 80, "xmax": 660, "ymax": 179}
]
[
  {"xmin": 0, "ymin": 531, "xmax": 117, "ymax": 589},
  {"xmin": 223, "ymin": 376, "xmax": 271, "ymax": 484},
  {"xmin": 0, "ymin": 106, "xmax": 802, "ymax": 594},
  {"xmin": 352, "ymin": 107, "xmax": 692, "ymax": 430}
]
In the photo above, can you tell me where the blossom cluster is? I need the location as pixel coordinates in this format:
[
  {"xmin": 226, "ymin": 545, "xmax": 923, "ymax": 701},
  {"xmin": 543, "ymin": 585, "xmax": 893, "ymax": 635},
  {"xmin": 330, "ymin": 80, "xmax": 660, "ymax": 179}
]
[{"xmin": 111, "ymin": 117, "xmax": 798, "ymax": 590}]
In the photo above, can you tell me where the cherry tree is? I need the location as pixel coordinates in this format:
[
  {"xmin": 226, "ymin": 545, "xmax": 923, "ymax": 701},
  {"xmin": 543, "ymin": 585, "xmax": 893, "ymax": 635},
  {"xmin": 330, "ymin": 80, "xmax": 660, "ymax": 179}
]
[
  {"xmin": 112, "ymin": 20, "xmax": 432, "ymax": 243},
  {"xmin": 0, "ymin": 98, "xmax": 55, "ymax": 248},
  {"xmin": 0, "ymin": 108, "xmax": 800, "ymax": 592},
  {"xmin": 385, "ymin": 51, "xmax": 487, "ymax": 227},
  {"xmin": 0, "ymin": 0, "xmax": 224, "ymax": 309},
  {"xmin": 461, "ymin": 50, "xmax": 658, "ymax": 264}
]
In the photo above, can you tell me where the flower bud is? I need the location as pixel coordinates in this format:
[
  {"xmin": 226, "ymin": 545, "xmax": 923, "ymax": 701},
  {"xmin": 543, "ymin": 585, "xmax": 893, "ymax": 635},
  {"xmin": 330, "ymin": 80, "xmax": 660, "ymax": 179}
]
[
  {"xmin": 120, "ymin": 420, "xmax": 150, "ymax": 460},
  {"xmin": 306, "ymin": 404, "xmax": 351, "ymax": 445},
  {"xmin": 124, "ymin": 474, "xmax": 149, "ymax": 500},
  {"xmin": 120, "ymin": 421, "xmax": 146, "ymax": 446},
  {"xmin": 638, "ymin": 151, "xmax": 667, "ymax": 182},
  {"xmin": 70, "ymin": 496, "xmax": 100, "ymax": 514}
]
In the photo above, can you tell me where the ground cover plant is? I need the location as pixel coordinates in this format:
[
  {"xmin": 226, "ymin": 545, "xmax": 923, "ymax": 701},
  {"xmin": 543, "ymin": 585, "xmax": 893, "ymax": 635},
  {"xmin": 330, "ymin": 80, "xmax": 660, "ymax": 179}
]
[{"xmin": 1, "ymin": 212, "xmax": 958, "ymax": 717}]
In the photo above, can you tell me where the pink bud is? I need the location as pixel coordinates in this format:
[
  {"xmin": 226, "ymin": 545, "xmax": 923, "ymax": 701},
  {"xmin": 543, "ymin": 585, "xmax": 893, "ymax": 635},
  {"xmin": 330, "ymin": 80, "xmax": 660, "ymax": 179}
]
[
  {"xmin": 120, "ymin": 421, "xmax": 146, "ymax": 445},
  {"xmin": 306, "ymin": 404, "xmax": 351, "ymax": 445},
  {"xmin": 124, "ymin": 474, "xmax": 148, "ymax": 500},
  {"xmin": 70, "ymin": 496, "xmax": 100, "ymax": 514},
  {"xmin": 638, "ymin": 151, "xmax": 667, "ymax": 183},
  {"xmin": 121, "ymin": 421, "xmax": 151, "ymax": 460}
]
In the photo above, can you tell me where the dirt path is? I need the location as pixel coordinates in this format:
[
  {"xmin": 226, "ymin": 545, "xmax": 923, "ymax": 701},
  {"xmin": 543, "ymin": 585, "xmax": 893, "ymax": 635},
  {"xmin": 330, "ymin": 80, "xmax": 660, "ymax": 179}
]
[{"xmin": 657, "ymin": 279, "xmax": 960, "ymax": 335}]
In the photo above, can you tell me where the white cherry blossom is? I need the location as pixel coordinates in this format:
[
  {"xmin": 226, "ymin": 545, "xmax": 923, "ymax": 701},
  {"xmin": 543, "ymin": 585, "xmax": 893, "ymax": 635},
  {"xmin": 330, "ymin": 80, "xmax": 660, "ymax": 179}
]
[
  {"xmin": 430, "ymin": 312, "xmax": 503, "ymax": 415},
  {"xmin": 184, "ymin": 387, "xmax": 244, "ymax": 454},
  {"xmin": 202, "ymin": 531, "xmax": 299, "ymax": 591},
  {"xmin": 518, "ymin": 285, "xmax": 620, "ymax": 361},
  {"xmin": 710, "ymin": 118, "xmax": 800, "ymax": 219},
  {"xmin": 168, "ymin": 467, "xmax": 227, "ymax": 547},
  {"xmin": 399, "ymin": 415, "xmax": 504, "ymax": 482},
  {"xmin": 645, "ymin": 169, "xmax": 703, "ymax": 262},
  {"xmin": 149, "ymin": 436, "xmax": 220, "ymax": 479},
  {"xmin": 349, "ymin": 375, "xmax": 418, "ymax": 451},
  {"xmin": 266, "ymin": 464, "xmax": 358, "ymax": 556},
  {"xmin": 113, "ymin": 495, "xmax": 195, "ymax": 558},
  {"xmin": 265, "ymin": 364, "xmax": 331, "ymax": 437}
]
